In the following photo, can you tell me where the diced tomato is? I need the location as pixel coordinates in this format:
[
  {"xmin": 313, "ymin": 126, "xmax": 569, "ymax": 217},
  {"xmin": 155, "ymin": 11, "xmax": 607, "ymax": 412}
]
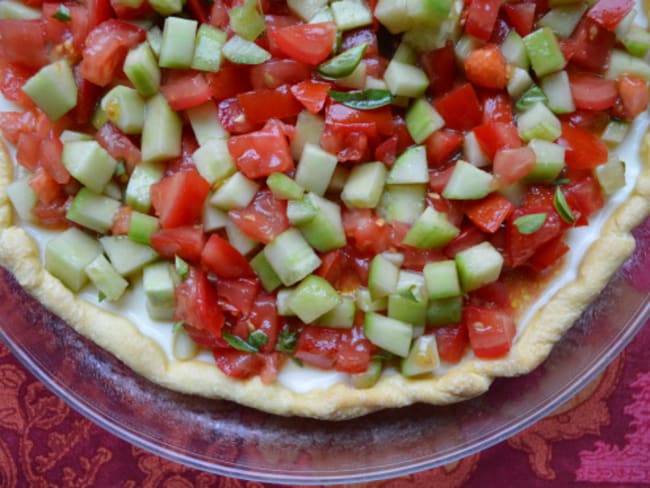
[
  {"xmin": 95, "ymin": 122, "xmax": 141, "ymax": 172},
  {"xmin": 271, "ymin": 22, "xmax": 337, "ymax": 65},
  {"xmin": 160, "ymin": 72, "xmax": 212, "ymax": 111},
  {"xmin": 217, "ymin": 97, "xmax": 259, "ymax": 135},
  {"xmin": 207, "ymin": 65, "xmax": 252, "ymax": 100},
  {"xmin": 343, "ymin": 208, "xmax": 392, "ymax": 255},
  {"xmin": 320, "ymin": 125, "xmax": 371, "ymax": 162},
  {"xmin": 238, "ymin": 85, "xmax": 302, "ymax": 124},
  {"xmin": 110, "ymin": 205, "xmax": 131, "ymax": 235},
  {"xmin": 560, "ymin": 39, "xmax": 578, "ymax": 62},
  {"xmin": 560, "ymin": 109, "xmax": 610, "ymax": 131},
  {"xmin": 150, "ymin": 170, "xmax": 211, "ymax": 229},
  {"xmin": 201, "ymin": 234, "xmax": 254, "ymax": 279},
  {"xmin": 38, "ymin": 131, "xmax": 70, "ymax": 185},
  {"xmin": 334, "ymin": 325, "xmax": 373, "ymax": 374},
  {"xmin": 0, "ymin": 63, "xmax": 34, "ymax": 107},
  {"xmin": 86, "ymin": 0, "xmax": 113, "ymax": 32},
  {"xmin": 110, "ymin": 0, "xmax": 154, "ymax": 20},
  {"xmin": 463, "ymin": 45, "xmax": 508, "ymax": 90},
  {"xmin": 228, "ymin": 190, "xmax": 289, "ymax": 244},
  {"xmin": 570, "ymin": 18, "xmax": 615, "ymax": 73},
  {"xmin": 247, "ymin": 293, "xmax": 280, "ymax": 352},
  {"xmin": 290, "ymin": 80, "xmax": 332, "ymax": 114},
  {"xmin": 420, "ymin": 41, "xmax": 456, "ymax": 97},
  {"xmin": 557, "ymin": 124, "xmax": 609, "ymax": 170},
  {"xmin": 428, "ymin": 165, "xmax": 456, "ymax": 193},
  {"xmin": 444, "ymin": 224, "xmax": 486, "ymax": 258},
  {"xmin": 217, "ymin": 277, "xmax": 259, "ymax": 317},
  {"xmin": 464, "ymin": 193, "xmax": 514, "ymax": 234},
  {"xmin": 150, "ymin": 226, "xmax": 206, "ymax": 263},
  {"xmin": 492, "ymin": 146, "xmax": 536, "ymax": 186},
  {"xmin": 615, "ymin": 75, "xmax": 649, "ymax": 121},
  {"xmin": 481, "ymin": 92, "xmax": 513, "ymax": 124},
  {"xmin": 32, "ymin": 197, "xmax": 70, "ymax": 229},
  {"xmin": 569, "ymin": 72, "xmax": 617, "ymax": 110},
  {"xmin": 185, "ymin": 0, "xmax": 208, "ymax": 23},
  {"xmin": 29, "ymin": 168, "xmax": 61, "ymax": 205},
  {"xmin": 295, "ymin": 325, "xmax": 372, "ymax": 373},
  {"xmin": 433, "ymin": 324, "xmax": 469, "ymax": 364},
  {"xmin": 175, "ymin": 267, "xmax": 225, "ymax": 337},
  {"xmin": 213, "ymin": 350, "xmax": 266, "ymax": 380},
  {"xmin": 469, "ymin": 281, "xmax": 512, "ymax": 310},
  {"xmin": 250, "ymin": 59, "xmax": 311, "ymax": 89},
  {"xmin": 73, "ymin": 68, "xmax": 102, "ymax": 125},
  {"xmin": 209, "ymin": 0, "xmax": 229, "ymax": 29},
  {"xmin": 464, "ymin": 306, "xmax": 516, "ymax": 358},
  {"xmin": 503, "ymin": 2, "xmax": 535, "ymax": 36},
  {"xmin": 227, "ymin": 120, "xmax": 293, "ymax": 178},
  {"xmin": 587, "ymin": 0, "xmax": 634, "ymax": 31},
  {"xmin": 16, "ymin": 133, "xmax": 40, "ymax": 172},
  {"xmin": 0, "ymin": 111, "xmax": 36, "ymax": 145},
  {"xmin": 563, "ymin": 176, "xmax": 604, "ymax": 225},
  {"xmin": 505, "ymin": 206, "xmax": 565, "ymax": 267},
  {"xmin": 0, "ymin": 20, "xmax": 48, "ymax": 69},
  {"xmin": 325, "ymin": 103, "xmax": 394, "ymax": 137},
  {"xmin": 473, "ymin": 122, "xmax": 522, "ymax": 160},
  {"xmin": 465, "ymin": 0, "xmax": 503, "ymax": 41},
  {"xmin": 79, "ymin": 20, "xmax": 145, "ymax": 86},
  {"xmin": 374, "ymin": 135, "xmax": 398, "ymax": 166},
  {"xmin": 527, "ymin": 235, "xmax": 570, "ymax": 272},
  {"xmin": 262, "ymin": 14, "xmax": 301, "ymax": 56},
  {"xmin": 434, "ymin": 84, "xmax": 482, "ymax": 132}
]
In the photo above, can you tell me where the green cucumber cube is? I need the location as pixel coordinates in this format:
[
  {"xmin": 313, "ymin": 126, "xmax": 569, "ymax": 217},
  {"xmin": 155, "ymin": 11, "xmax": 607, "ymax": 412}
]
[
  {"xmin": 388, "ymin": 278, "xmax": 427, "ymax": 327},
  {"xmin": 384, "ymin": 60, "xmax": 429, "ymax": 98},
  {"xmin": 369, "ymin": 253, "xmax": 400, "ymax": 299},
  {"xmin": 377, "ymin": 184, "xmax": 426, "ymax": 224},
  {"xmin": 186, "ymin": 101, "xmax": 227, "ymax": 146},
  {"xmin": 45, "ymin": 228, "xmax": 102, "ymax": 292},
  {"xmin": 192, "ymin": 138, "xmax": 235, "ymax": 184},
  {"xmin": 143, "ymin": 261, "xmax": 175, "ymax": 309},
  {"xmin": 622, "ymin": 25, "xmax": 650, "ymax": 57},
  {"xmin": 287, "ymin": 195, "xmax": 318, "ymax": 226},
  {"xmin": 264, "ymin": 228, "xmax": 321, "ymax": 286},
  {"xmin": 66, "ymin": 188, "xmax": 121, "ymax": 234},
  {"xmin": 596, "ymin": 155, "xmax": 626, "ymax": 195},
  {"xmin": 250, "ymin": 250, "xmax": 282, "ymax": 292},
  {"xmin": 209, "ymin": 172, "xmax": 259, "ymax": 210},
  {"xmin": 172, "ymin": 328, "xmax": 199, "ymax": 360},
  {"xmin": 291, "ymin": 110, "xmax": 325, "ymax": 160},
  {"xmin": 523, "ymin": 27, "xmax": 566, "ymax": 77},
  {"xmin": 406, "ymin": 99, "xmax": 444, "ymax": 144},
  {"xmin": 455, "ymin": 241, "xmax": 504, "ymax": 292},
  {"xmin": 501, "ymin": 30, "xmax": 530, "ymax": 69},
  {"xmin": 202, "ymin": 198, "xmax": 229, "ymax": 231},
  {"xmin": 225, "ymin": 220, "xmax": 259, "ymax": 256},
  {"xmin": 276, "ymin": 288, "xmax": 295, "ymax": 316},
  {"xmin": 442, "ymin": 161, "xmax": 494, "ymax": 200},
  {"xmin": 517, "ymin": 101, "xmax": 562, "ymax": 141},
  {"xmin": 287, "ymin": 275, "xmax": 341, "ymax": 323},
  {"xmin": 423, "ymin": 260, "xmax": 461, "ymax": 299},
  {"xmin": 351, "ymin": 360, "xmax": 382, "ymax": 389},
  {"xmin": 62, "ymin": 140, "xmax": 117, "ymax": 194},
  {"xmin": 287, "ymin": 0, "xmax": 327, "ymax": 21},
  {"xmin": 267, "ymin": 172, "xmax": 304, "ymax": 200},
  {"xmin": 296, "ymin": 193, "xmax": 346, "ymax": 252},
  {"xmin": 141, "ymin": 93, "xmax": 182, "ymax": 162},
  {"xmin": 402, "ymin": 206, "xmax": 459, "ymax": 249},
  {"xmin": 7, "ymin": 177, "xmax": 37, "ymax": 222},
  {"xmin": 100, "ymin": 236, "xmax": 158, "ymax": 276},
  {"xmin": 222, "ymin": 35, "xmax": 271, "ymax": 64},
  {"xmin": 147, "ymin": 26, "xmax": 163, "ymax": 57},
  {"xmin": 356, "ymin": 287, "xmax": 388, "ymax": 312},
  {"xmin": 341, "ymin": 161, "xmax": 387, "ymax": 209},
  {"xmin": 60, "ymin": 130, "xmax": 92, "ymax": 143},
  {"xmin": 149, "ymin": 0, "xmax": 182, "ymax": 14},
  {"xmin": 515, "ymin": 84, "xmax": 549, "ymax": 112},
  {"xmin": 401, "ymin": 335, "xmax": 440, "ymax": 377},
  {"xmin": 229, "ymin": 0, "xmax": 266, "ymax": 40},
  {"xmin": 526, "ymin": 139, "xmax": 565, "ymax": 182},
  {"xmin": 426, "ymin": 296, "xmax": 462, "ymax": 326},
  {"xmin": 364, "ymin": 312, "xmax": 413, "ymax": 357},
  {"xmin": 407, "ymin": 0, "xmax": 452, "ymax": 25},
  {"xmin": 540, "ymin": 70, "xmax": 575, "ymax": 114},
  {"xmin": 125, "ymin": 161, "xmax": 164, "ymax": 213},
  {"xmin": 507, "ymin": 67, "xmax": 534, "ymax": 99},
  {"xmin": 331, "ymin": 0, "xmax": 373, "ymax": 30},
  {"xmin": 128, "ymin": 211, "xmax": 159, "ymax": 245},
  {"xmin": 464, "ymin": 131, "xmax": 489, "ymax": 168},
  {"xmin": 22, "ymin": 60, "xmax": 77, "ymax": 121},
  {"xmin": 294, "ymin": 143, "xmax": 338, "ymax": 196},
  {"xmin": 101, "ymin": 85, "xmax": 145, "ymax": 134},
  {"xmin": 124, "ymin": 42, "xmax": 161, "ymax": 97},
  {"xmin": 85, "ymin": 255, "xmax": 129, "ymax": 302},
  {"xmin": 606, "ymin": 50, "xmax": 650, "ymax": 81},
  {"xmin": 601, "ymin": 120, "xmax": 630, "ymax": 145},
  {"xmin": 316, "ymin": 296, "xmax": 356, "ymax": 328},
  {"xmin": 387, "ymin": 146, "xmax": 429, "ymax": 184},
  {"xmin": 159, "ymin": 17, "xmax": 198, "ymax": 69},
  {"xmin": 538, "ymin": 4, "xmax": 587, "ymax": 38},
  {"xmin": 374, "ymin": 0, "xmax": 412, "ymax": 33}
]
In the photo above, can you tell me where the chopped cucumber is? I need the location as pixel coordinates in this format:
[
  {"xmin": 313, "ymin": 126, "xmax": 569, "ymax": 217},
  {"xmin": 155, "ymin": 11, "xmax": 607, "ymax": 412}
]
[
  {"xmin": 341, "ymin": 162, "xmax": 387, "ymax": 209},
  {"xmin": 606, "ymin": 49, "xmax": 650, "ymax": 81},
  {"xmin": 124, "ymin": 42, "xmax": 161, "ymax": 97},
  {"xmin": 149, "ymin": 0, "xmax": 182, "ymax": 15},
  {"xmin": 7, "ymin": 177, "xmax": 37, "ymax": 222},
  {"xmin": 287, "ymin": 195, "xmax": 318, "ymax": 226},
  {"xmin": 225, "ymin": 220, "xmax": 259, "ymax": 256},
  {"xmin": 173, "ymin": 328, "xmax": 199, "ymax": 360},
  {"xmin": 296, "ymin": 193, "xmax": 346, "ymax": 252},
  {"xmin": 464, "ymin": 131, "xmax": 490, "ymax": 168},
  {"xmin": 45, "ymin": 228, "xmax": 102, "ymax": 292},
  {"xmin": 267, "ymin": 172, "xmax": 304, "ymax": 200},
  {"xmin": 377, "ymin": 184, "xmax": 426, "ymax": 224},
  {"xmin": 250, "ymin": 250, "xmax": 282, "ymax": 292},
  {"xmin": 287, "ymin": 275, "xmax": 341, "ymax": 323},
  {"xmin": 128, "ymin": 211, "xmax": 159, "ymax": 245},
  {"xmin": 426, "ymin": 296, "xmax": 462, "ymax": 326},
  {"xmin": 540, "ymin": 70, "xmax": 575, "ymax": 114},
  {"xmin": 356, "ymin": 287, "xmax": 388, "ymax": 312},
  {"xmin": 406, "ymin": 99, "xmax": 444, "ymax": 144},
  {"xmin": 222, "ymin": 35, "xmax": 271, "ymax": 64},
  {"xmin": 384, "ymin": 60, "xmax": 429, "ymax": 98},
  {"xmin": 455, "ymin": 241, "xmax": 504, "ymax": 292},
  {"xmin": 523, "ymin": 27, "xmax": 566, "ymax": 77},
  {"xmin": 319, "ymin": 43, "xmax": 367, "ymax": 79},
  {"xmin": 85, "ymin": 255, "xmax": 129, "ymax": 302},
  {"xmin": 294, "ymin": 143, "xmax": 337, "ymax": 196},
  {"xmin": 517, "ymin": 101, "xmax": 562, "ymax": 142},
  {"xmin": 351, "ymin": 360, "xmax": 382, "ymax": 389},
  {"xmin": 387, "ymin": 146, "xmax": 429, "ymax": 184},
  {"xmin": 22, "ymin": 60, "xmax": 77, "ymax": 121},
  {"xmin": 66, "ymin": 188, "xmax": 121, "ymax": 234},
  {"xmin": 100, "ymin": 236, "xmax": 158, "ymax": 276},
  {"xmin": 515, "ymin": 84, "xmax": 549, "ymax": 112},
  {"xmin": 402, "ymin": 206, "xmax": 459, "ymax": 249},
  {"xmin": 264, "ymin": 228, "xmax": 321, "ymax": 286},
  {"xmin": 364, "ymin": 313, "xmax": 413, "ymax": 358},
  {"xmin": 423, "ymin": 260, "xmax": 461, "ymax": 299},
  {"xmin": 388, "ymin": 272, "xmax": 428, "ymax": 328},
  {"xmin": 141, "ymin": 93, "xmax": 182, "ymax": 163},
  {"xmin": 209, "ymin": 172, "xmax": 259, "ymax": 210},
  {"xmin": 191, "ymin": 24, "xmax": 226, "ymax": 72},
  {"xmin": 287, "ymin": 0, "xmax": 328, "ymax": 21},
  {"xmin": 622, "ymin": 25, "xmax": 650, "ymax": 57},
  {"xmin": 316, "ymin": 296, "xmax": 356, "ymax": 328},
  {"xmin": 143, "ymin": 262, "xmax": 176, "ymax": 319},
  {"xmin": 526, "ymin": 139, "xmax": 565, "ymax": 182},
  {"xmin": 596, "ymin": 155, "xmax": 626, "ymax": 195},
  {"xmin": 368, "ymin": 253, "xmax": 400, "ymax": 299},
  {"xmin": 202, "ymin": 198, "xmax": 229, "ymax": 231},
  {"xmin": 229, "ymin": 0, "xmax": 265, "ymax": 41},
  {"xmin": 125, "ymin": 161, "xmax": 164, "ymax": 213},
  {"xmin": 192, "ymin": 138, "xmax": 235, "ymax": 184},
  {"xmin": 159, "ymin": 17, "xmax": 198, "ymax": 69},
  {"xmin": 147, "ymin": 26, "xmax": 163, "ymax": 58},
  {"xmin": 60, "ymin": 130, "xmax": 92, "ymax": 143},
  {"xmin": 62, "ymin": 140, "xmax": 117, "ymax": 194},
  {"xmin": 601, "ymin": 120, "xmax": 630, "ymax": 145},
  {"xmin": 331, "ymin": 0, "xmax": 373, "ymax": 30},
  {"xmin": 374, "ymin": 0, "xmax": 412, "ymax": 33},
  {"xmin": 276, "ymin": 288, "xmax": 295, "ymax": 316},
  {"xmin": 538, "ymin": 4, "xmax": 587, "ymax": 38},
  {"xmin": 501, "ymin": 30, "xmax": 530, "ymax": 69},
  {"xmin": 186, "ymin": 101, "xmax": 227, "ymax": 145},
  {"xmin": 101, "ymin": 85, "xmax": 145, "ymax": 134},
  {"xmin": 401, "ymin": 335, "xmax": 440, "ymax": 377},
  {"xmin": 442, "ymin": 161, "xmax": 494, "ymax": 200},
  {"xmin": 291, "ymin": 110, "xmax": 325, "ymax": 160},
  {"xmin": 507, "ymin": 67, "xmax": 534, "ymax": 99}
]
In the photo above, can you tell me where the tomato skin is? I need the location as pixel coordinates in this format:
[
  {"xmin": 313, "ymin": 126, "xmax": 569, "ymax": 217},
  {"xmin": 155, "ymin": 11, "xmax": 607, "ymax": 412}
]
[
  {"xmin": 110, "ymin": 205, "xmax": 131, "ymax": 235},
  {"xmin": 217, "ymin": 277, "xmax": 260, "ymax": 317},
  {"xmin": 570, "ymin": 18, "xmax": 615, "ymax": 73},
  {"xmin": 150, "ymin": 170, "xmax": 211, "ymax": 229},
  {"xmin": 560, "ymin": 109, "xmax": 610, "ymax": 131},
  {"xmin": 174, "ymin": 267, "xmax": 225, "ymax": 338},
  {"xmin": 503, "ymin": 3, "xmax": 535, "ymax": 36},
  {"xmin": 563, "ymin": 176, "xmax": 604, "ymax": 225},
  {"xmin": 271, "ymin": 22, "xmax": 337, "ymax": 65},
  {"xmin": 527, "ymin": 235, "xmax": 570, "ymax": 272},
  {"xmin": 615, "ymin": 75, "xmax": 649, "ymax": 121},
  {"xmin": 160, "ymin": 72, "xmax": 212, "ymax": 111},
  {"xmin": 505, "ymin": 206, "xmax": 565, "ymax": 267},
  {"xmin": 569, "ymin": 72, "xmax": 617, "ymax": 110},
  {"xmin": 481, "ymin": 92, "xmax": 513, "ymax": 124},
  {"xmin": 557, "ymin": 124, "xmax": 609, "ymax": 170},
  {"xmin": 201, "ymin": 234, "xmax": 255, "ymax": 279},
  {"xmin": 29, "ymin": 168, "xmax": 61, "ymax": 205},
  {"xmin": 432, "ymin": 324, "xmax": 469, "ymax": 364},
  {"xmin": 434, "ymin": 84, "xmax": 482, "ymax": 132},
  {"xmin": 73, "ymin": 67, "xmax": 102, "ymax": 125},
  {"xmin": 465, "ymin": 0, "xmax": 503, "ymax": 41},
  {"xmin": 228, "ymin": 190, "xmax": 289, "ymax": 244},
  {"xmin": 469, "ymin": 281, "xmax": 511, "ymax": 310},
  {"xmin": 473, "ymin": 122, "xmax": 522, "ymax": 160},
  {"xmin": 295, "ymin": 325, "xmax": 372, "ymax": 373},
  {"xmin": 0, "ymin": 20, "xmax": 48, "ymax": 69},
  {"xmin": 290, "ymin": 80, "xmax": 332, "ymax": 114},
  {"xmin": 443, "ymin": 224, "xmax": 486, "ymax": 258},
  {"xmin": 207, "ymin": 65, "xmax": 252, "ymax": 101},
  {"xmin": 79, "ymin": 20, "xmax": 146, "ymax": 86},
  {"xmin": 463, "ymin": 45, "xmax": 508, "ymax": 90},
  {"xmin": 464, "ymin": 193, "xmax": 515, "ymax": 234},
  {"xmin": 213, "ymin": 350, "xmax": 280, "ymax": 381},
  {"xmin": 238, "ymin": 85, "xmax": 302, "ymax": 124},
  {"xmin": 492, "ymin": 146, "xmax": 536, "ymax": 186},
  {"xmin": 343, "ymin": 208, "xmax": 392, "ymax": 255},
  {"xmin": 150, "ymin": 226, "xmax": 206, "ymax": 263},
  {"xmin": 95, "ymin": 122, "xmax": 141, "ymax": 172},
  {"xmin": 228, "ymin": 120, "xmax": 294, "ymax": 178},
  {"xmin": 420, "ymin": 41, "xmax": 456, "ymax": 97},
  {"xmin": 0, "ymin": 63, "xmax": 34, "ymax": 107},
  {"xmin": 39, "ymin": 131, "xmax": 70, "ymax": 184},
  {"xmin": 247, "ymin": 293, "xmax": 280, "ymax": 353},
  {"xmin": 250, "ymin": 59, "xmax": 311, "ymax": 89},
  {"xmin": 464, "ymin": 306, "xmax": 516, "ymax": 359},
  {"xmin": 217, "ymin": 97, "xmax": 259, "ymax": 135},
  {"xmin": 325, "ymin": 103, "xmax": 394, "ymax": 137},
  {"xmin": 0, "ymin": 111, "xmax": 36, "ymax": 145},
  {"xmin": 587, "ymin": 0, "xmax": 634, "ymax": 31}
]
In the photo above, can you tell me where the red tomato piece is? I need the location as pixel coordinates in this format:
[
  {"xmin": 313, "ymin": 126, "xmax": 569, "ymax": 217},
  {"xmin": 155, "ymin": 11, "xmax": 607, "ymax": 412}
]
[
  {"xmin": 465, "ymin": 0, "xmax": 503, "ymax": 41},
  {"xmin": 464, "ymin": 193, "xmax": 515, "ymax": 234},
  {"xmin": 238, "ymin": 85, "xmax": 302, "ymax": 124},
  {"xmin": 563, "ymin": 176, "xmax": 604, "ymax": 225},
  {"xmin": 217, "ymin": 277, "xmax": 260, "ymax": 318},
  {"xmin": 73, "ymin": 68, "xmax": 102, "ymax": 125},
  {"xmin": 150, "ymin": 170, "xmax": 210, "ymax": 229},
  {"xmin": 503, "ymin": 3, "xmax": 535, "ymax": 36},
  {"xmin": 110, "ymin": 0, "xmax": 154, "ymax": 20},
  {"xmin": 227, "ymin": 120, "xmax": 294, "ymax": 178},
  {"xmin": 86, "ymin": 0, "xmax": 113, "ymax": 32},
  {"xmin": 39, "ymin": 132, "xmax": 70, "ymax": 184},
  {"xmin": 463, "ymin": 44, "xmax": 508, "ymax": 90},
  {"xmin": 465, "ymin": 306, "xmax": 516, "ymax": 358},
  {"xmin": 150, "ymin": 226, "xmax": 206, "ymax": 263},
  {"xmin": 0, "ymin": 20, "xmax": 48, "ymax": 68},
  {"xmin": 481, "ymin": 92, "xmax": 513, "ymax": 124},
  {"xmin": 217, "ymin": 97, "xmax": 259, "ymax": 135},
  {"xmin": 334, "ymin": 325, "xmax": 373, "ymax": 374},
  {"xmin": 469, "ymin": 281, "xmax": 512, "ymax": 310},
  {"xmin": 557, "ymin": 124, "xmax": 609, "ymax": 170},
  {"xmin": 0, "ymin": 63, "xmax": 35, "ymax": 108},
  {"xmin": 160, "ymin": 72, "xmax": 212, "ymax": 111},
  {"xmin": 325, "ymin": 103, "xmax": 394, "ymax": 137},
  {"xmin": 271, "ymin": 21, "xmax": 337, "ymax": 65},
  {"xmin": 570, "ymin": 18, "xmax": 616, "ymax": 73},
  {"xmin": 492, "ymin": 146, "xmax": 536, "ymax": 186},
  {"xmin": 527, "ymin": 235, "xmax": 570, "ymax": 272},
  {"xmin": 374, "ymin": 135, "xmax": 398, "ymax": 166},
  {"xmin": 560, "ymin": 109, "xmax": 610, "ymax": 131},
  {"xmin": 110, "ymin": 206, "xmax": 132, "ymax": 235},
  {"xmin": 185, "ymin": 0, "xmax": 208, "ymax": 23},
  {"xmin": 420, "ymin": 41, "xmax": 456, "ymax": 97},
  {"xmin": 342, "ymin": 208, "xmax": 392, "ymax": 255},
  {"xmin": 207, "ymin": 65, "xmax": 252, "ymax": 100},
  {"xmin": 443, "ymin": 224, "xmax": 486, "ymax": 258},
  {"xmin": 247, "ymin": 293, "xmax": 280, "ymax": 353},
  {"xmin": 32, "ymin": 197, "xmax": 70, "ymax": 229},
  {"xmin": 209, "ymin": 0, "xmax": 229, "ymax": 29},
  {"xmin": 0, "ymin": 111, "xmax": 36, "ymax": 145},
  {"xmin": 79, "ymin": 20, "xmax": 145, "ymax": 86},
  {"xmin": 95, "ymin": 122, "xmax": 141, "ymax": 172},
  {"xmin": 428, "ymin": 165, "xmax": 456, "ymax": 193},
  {"xmin": 201, "ymin": 234, "xmax": 254, "ymax": 279},
  {"xmin": 505, "ymin": 206, "xmax": 565, "ymax": 267},
  {"xmin": 262, "ymin": 14, "xmax": 301, "ymax": 56},
  {"xmin": 569, "ymin": 72, "xmax": 617, "ymax": 110},
  {"xmin": 434, "ymin": 83, "xmax": 482, "ymax": 132},
  {"xmin": 295, "ymin": 326, "xmax": 371, "ymax": 373},
  {"xmin": 290, "ymin": 80, "xmax": 332, "ymax": 114},
  {"xmin": 213, "ymin": 350, "xmax": 267, "ymax": 380},
  {"xmin": 174, "ymin": 267, "xmax": 225, "ymax": 338},
  {"xmin": 250, "ymin": 58, "xmax": 311, "ymax": 89},
  {"xmin": 473, "ymin": 122, "xmax": 522, "ymax": 160},
  {"xmin": 16, "ymin": 133, "xmax": 40, "ymax": 172},
  {"xmin": 29, "ymin": 168, "xmax": 61, "ymax": 205},
  {"xmin": 587, "ymin": 0, "xmax": 634, "ymax": 31},
  {"xmin": 615, "ymin": 75, "xmax": 650, "ymax": 121},
  {"xmin": 228, "ymin": 190, "xmax": 289, "ymax": 244},
  {"xmin": 433, "ymin": 324, "xmax": 469, "ymax": 363}
]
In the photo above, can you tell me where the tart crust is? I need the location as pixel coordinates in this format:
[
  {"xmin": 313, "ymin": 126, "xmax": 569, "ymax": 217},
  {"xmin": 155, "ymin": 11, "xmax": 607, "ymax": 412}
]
[{"xmin": 0, "ymin": 131, "xmax": 649, "ymax": 420}]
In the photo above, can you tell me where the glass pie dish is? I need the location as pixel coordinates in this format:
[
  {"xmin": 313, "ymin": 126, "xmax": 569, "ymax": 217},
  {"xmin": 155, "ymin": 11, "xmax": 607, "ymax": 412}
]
[{"xmin": 0, "ymin": 213, "xmax": 648, "ymax": 484}]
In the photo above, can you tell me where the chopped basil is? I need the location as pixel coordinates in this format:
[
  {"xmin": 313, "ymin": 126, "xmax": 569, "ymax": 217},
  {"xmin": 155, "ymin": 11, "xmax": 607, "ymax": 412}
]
[
  {"xmin": 398, "ymin": 285, "xmax": 419, "ymax": 302},
  {"xmin": 98, "ymin": 291, "xmax": 106, "ymax": 303},
  {"xmin": 328, "ymin": 89, "xmax": 394, "ymax": 110},
  {"xmin": 371, "ymin": 351, "xmax": 394, "ymax": 361},
  {"xmin": 175, "ymin": 255, "xmax": 189, "ymax": 281},
  {"xmin": 52, "ymin": 4, "xmax": 71, "ymax": 22},
  {"xmin": 115, "ymin": 160, "xmax": 126, "ymax": 177},
  {"xmin": 318, "ymin": 42, "xmax": 368, "ymax": 79},
  {"xmin": 223, "ymin": 332, "xmax": 259, "ymax": 353},
  {"xmin": 248, "ymin": 330, "xmax": 269, "ymax": 349},
  {"xmin": 292, "ymin": 357, "xmax": 304, "ymax": 367},
  {"xmin": 553, "ymin": 187, "xmax": 575, "ymax": 224},
  {"xmin": 552, "ymin": 177, "xmax": 571, "ymax": 186},
  {"xmin": 514, "ymin": 213, "xmax": 547, "ymax": 234},
  {"xmin": 172, "ymin": 321, "xmax": 184, "ymax": 333},
  {"xmin": 276, "ymin": 326, "xmax": 297, "ymax": 354}
]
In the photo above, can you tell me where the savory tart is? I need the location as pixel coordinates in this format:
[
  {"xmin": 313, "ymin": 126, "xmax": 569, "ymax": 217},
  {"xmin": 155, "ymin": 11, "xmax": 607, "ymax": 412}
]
[{"xmin": 0, "ymin": 0, "xmax": 649, "ymax": 420}]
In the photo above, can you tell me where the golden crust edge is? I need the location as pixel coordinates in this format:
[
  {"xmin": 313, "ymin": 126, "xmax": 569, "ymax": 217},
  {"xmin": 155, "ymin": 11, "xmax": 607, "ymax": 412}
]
[{"xmin": 0, "ymin": 128, "xmax": 648, "ymax": 420}]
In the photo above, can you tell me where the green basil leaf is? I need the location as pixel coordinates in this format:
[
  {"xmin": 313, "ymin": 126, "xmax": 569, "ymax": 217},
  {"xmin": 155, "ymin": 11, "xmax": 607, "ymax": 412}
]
[
  {"xmin": 328, "ymin": 89, "xmax": 394, "ymax": 110},
  {"xmin": 52, "ymin": 4, "xmax": 71, "ymax": 21},
  {"xmin": 175, "ymin": 255, "xmax": 189, "ymax": 281},
  {"xmin": 292, "ymin": 357, "xmax": 304, "ymax": 367},
  {"xmin": 552, "ymin": 177, "xmax": 570, "ymax": 186},
  {"xmin": 248, "ymin": 330, "xmax": 269, "ymax": 349},
  {"xmin": 223, "ymin": 332, "xmax": 259, "ymax": 353},
  {"xmin": 115, "ymin": 160, "xmax": 126, "ymax": 177},
  {"xmin": 172, "ymin": 321, "xmax": 184, "ymax": 333},
  {"xmin": 318, "ymin": 42, "xmax": 368, "ymax": 79},
  {"xmin": 275, "ymin": 326, "xmax": 297, "ymax": 354},
  {"xmin": 371, "ymin": 351, "xmax": 394, "ymax": 361},
  {"xmin": 97, "ymin": 291, "xmax": 106, "ymax": 303},
  {"xmin": 553, "ymin": 187, "xmax": 575, "ymax": 224},
  {"xmin": 514, "ymin": 213, "xmax": 547, "ymax": 235}
]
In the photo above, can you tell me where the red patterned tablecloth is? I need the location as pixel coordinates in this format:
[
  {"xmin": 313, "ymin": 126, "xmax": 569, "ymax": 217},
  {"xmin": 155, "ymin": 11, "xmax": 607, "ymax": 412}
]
[{"xmin": 1, "ymin": 321, "xmax": 649, "ymax": 488}]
